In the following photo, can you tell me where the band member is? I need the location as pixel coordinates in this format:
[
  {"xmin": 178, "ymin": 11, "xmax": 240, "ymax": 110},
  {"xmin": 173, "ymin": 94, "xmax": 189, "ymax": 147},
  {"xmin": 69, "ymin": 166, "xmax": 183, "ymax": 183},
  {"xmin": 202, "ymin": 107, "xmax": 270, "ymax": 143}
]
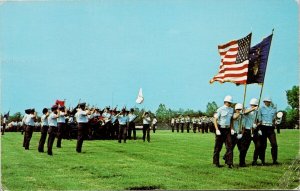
[
  {"xmin": 152, "ymin": 116, "xmax": 158, "ymax": 133},
  {"xmin": 213, "ymin": 95, "xmax": 234, "ymax": 168},
  {"xmin": 257, "ymin": 97, "xmax": 278, "ymax": 165},
  {"xmin": 128, "ymin": 108, "xmax": 137, "ymax": 139},
  {"xmin": 57, "ymin": 106, "xmax": 66, "ymax": 148},
  {"xmin": 142, "ymin": 112, "xmax": 151, "ymax": 142},
  {"xmin": 110, "ymin": 110, "xmax": 118, "ymax": 139},
  {"xmin": 117, "ymin": 108, "xmax": 129, "ymax": 143},
  {"xmin": 47, "ymin": 105, "xmax": 59, "ymax": 155},
  {"xmin": 1, "ymin": 116, "xmax": 7, "ymax": 135},
  {"xmin": 75, "ymin": 103, "xmax": 90, "ymax": 153},
  {"xmin": 102, "ymin": 107, "xmax": 112, "ymax": 139},
  {"xmin": 38, "ymin": 108, "xmax": 49, "ymax": 152},
  {"xmin": 24, "ymin": 109, "xmax": 36, "ymax": 150},
  {"xmin": 22, "ymin": 109, "xmax": 31, "ymax": 146}
]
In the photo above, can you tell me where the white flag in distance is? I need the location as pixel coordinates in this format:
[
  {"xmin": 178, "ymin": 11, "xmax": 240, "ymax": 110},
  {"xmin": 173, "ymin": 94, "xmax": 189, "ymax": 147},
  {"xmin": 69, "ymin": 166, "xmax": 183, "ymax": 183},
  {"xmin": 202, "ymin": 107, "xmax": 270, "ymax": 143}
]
[{"xmin": 136, "ymin": 88, "xmax": 144, "ymax": 104}]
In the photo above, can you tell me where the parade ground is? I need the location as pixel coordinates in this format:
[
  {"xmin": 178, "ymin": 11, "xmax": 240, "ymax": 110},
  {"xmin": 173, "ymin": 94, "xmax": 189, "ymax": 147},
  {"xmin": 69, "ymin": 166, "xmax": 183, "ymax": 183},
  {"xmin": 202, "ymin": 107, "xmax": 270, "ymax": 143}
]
[{"xmin": 1, "ymin": 129, "xmax": 299, "ymax": 190}]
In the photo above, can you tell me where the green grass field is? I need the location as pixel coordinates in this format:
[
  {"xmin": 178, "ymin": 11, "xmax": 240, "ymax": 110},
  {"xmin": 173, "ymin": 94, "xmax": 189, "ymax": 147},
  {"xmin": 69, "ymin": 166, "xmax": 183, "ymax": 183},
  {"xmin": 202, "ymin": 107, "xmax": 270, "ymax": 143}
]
[{"xmin": 1, "ymin": 130, "xmax": 299, "ymax": 190}]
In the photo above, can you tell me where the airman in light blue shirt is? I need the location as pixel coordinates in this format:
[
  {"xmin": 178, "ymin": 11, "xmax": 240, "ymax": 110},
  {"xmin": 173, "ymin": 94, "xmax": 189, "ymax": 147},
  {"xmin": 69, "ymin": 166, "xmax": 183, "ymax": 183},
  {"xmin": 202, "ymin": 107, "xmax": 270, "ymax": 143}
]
[
  {"xmin": 258, "ymin": 97, "xmax": 276, "ymax": 126},
  {"xmin": 215, "ymin": 105, "xmax": 234, "ymax": 127}
]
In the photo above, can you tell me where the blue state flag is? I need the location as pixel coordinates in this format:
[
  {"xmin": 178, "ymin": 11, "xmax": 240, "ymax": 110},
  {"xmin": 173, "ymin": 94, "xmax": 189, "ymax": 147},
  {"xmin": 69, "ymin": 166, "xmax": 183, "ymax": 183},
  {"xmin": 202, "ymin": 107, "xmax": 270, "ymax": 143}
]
[{"xmin": 247, "ymin": 34, "xmax": 273, "ymax": 84}]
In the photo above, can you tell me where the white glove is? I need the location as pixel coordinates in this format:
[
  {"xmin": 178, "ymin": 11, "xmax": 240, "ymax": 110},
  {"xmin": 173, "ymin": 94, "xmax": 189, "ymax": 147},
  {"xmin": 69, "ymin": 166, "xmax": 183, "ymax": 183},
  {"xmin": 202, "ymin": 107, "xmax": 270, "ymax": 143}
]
[
  {"xmin": 258, "ymin": 130, "xmax": 262, "ymax": 136},
  {"xmin": 237, "ymin": 134, "xmax": 243, "ymax": 139},
  {"xmin": 216, "ymin": 130, "xmax": 221, "ymax": 135},
  {"xmin": 252, "ymin": 124, "xmax": 257, "ymax": 128},
  {"xmin": 251, "ymin": 134, "xmax": 254, "ymax": 138},
  {"xmin": 231, "ymin": 129, "xmax": 235, "ymax": 135}
]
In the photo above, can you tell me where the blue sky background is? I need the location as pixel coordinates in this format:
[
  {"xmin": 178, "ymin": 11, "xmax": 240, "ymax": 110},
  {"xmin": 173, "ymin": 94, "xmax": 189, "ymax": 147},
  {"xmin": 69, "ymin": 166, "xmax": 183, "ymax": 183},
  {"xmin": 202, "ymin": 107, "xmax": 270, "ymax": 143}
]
[{"xmin": 0, "ymin": 0, "xmax": 298, "ymax": 115}]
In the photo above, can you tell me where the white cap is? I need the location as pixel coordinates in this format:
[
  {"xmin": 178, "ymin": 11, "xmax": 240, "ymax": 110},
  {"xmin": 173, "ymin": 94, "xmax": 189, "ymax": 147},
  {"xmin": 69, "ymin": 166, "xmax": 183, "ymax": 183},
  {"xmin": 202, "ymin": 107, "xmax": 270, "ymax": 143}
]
[
  {"xmin": 263, "ymin": 97, "xmax": 272, "ymax": 102},
  {"xmin": 250, "ymin": 98, "xmax": 259, "ymax": 105},
  {"xmin": 235, "ymin": 103, "xmax": 243, "ymax": 110},
  {"xmin": 277, "ymin": 112, "xmax": 283, "ymax": 118},
  {"xmin": 224, "ymin": 95, "xmax": 233, "ymax": 103}
]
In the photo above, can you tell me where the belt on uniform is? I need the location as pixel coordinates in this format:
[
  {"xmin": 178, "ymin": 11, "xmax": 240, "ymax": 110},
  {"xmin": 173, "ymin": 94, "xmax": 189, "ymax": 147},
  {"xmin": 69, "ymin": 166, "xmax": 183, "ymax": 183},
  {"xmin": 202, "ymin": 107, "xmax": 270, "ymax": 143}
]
[
  {"xmin": 219, "ymin": 125, "xmax": 230, "ymax": 128},
  {"xmin": 262, "ymin": 123, "xmax": 273, "ymax": 126}
]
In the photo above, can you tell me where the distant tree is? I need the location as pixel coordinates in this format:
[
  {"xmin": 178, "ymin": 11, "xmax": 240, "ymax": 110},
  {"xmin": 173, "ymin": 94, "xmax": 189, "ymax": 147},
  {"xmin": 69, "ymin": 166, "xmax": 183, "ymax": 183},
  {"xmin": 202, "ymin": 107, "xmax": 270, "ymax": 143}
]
[
  {"xmin": 286, "ymin": 85, "xmax": 299, "ymax": 109},
  {"xmin": 206, "ymin": 101, "xmax": 218, "ymax": 117},
  {"xmin": 155, "ymin": 104, "xmax": 169, "ymax": 123},
  {"xmin": 8, "ymin": 112, "xmax": 22, "ymax": 123},
  {"xmin": 285, "ymin": 107, "xmax": 298, "ymax": 129},
  {"xmin": 285, "ymin": 86, "xmax": 299, "ymax": 128}
]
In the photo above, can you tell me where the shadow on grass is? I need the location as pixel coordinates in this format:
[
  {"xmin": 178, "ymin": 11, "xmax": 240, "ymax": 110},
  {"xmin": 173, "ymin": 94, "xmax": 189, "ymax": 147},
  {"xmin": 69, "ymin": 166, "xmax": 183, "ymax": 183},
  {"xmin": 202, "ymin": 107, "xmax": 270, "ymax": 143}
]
[{"xmin": 126, "ymin": 185, "xmax": 162, "ymax": 190}]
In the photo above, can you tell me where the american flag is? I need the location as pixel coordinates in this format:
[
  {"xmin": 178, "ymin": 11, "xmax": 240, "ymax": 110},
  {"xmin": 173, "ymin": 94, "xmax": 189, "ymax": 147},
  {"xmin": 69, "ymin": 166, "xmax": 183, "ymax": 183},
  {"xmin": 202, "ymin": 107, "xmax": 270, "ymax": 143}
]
[{"xmin": 210, "ymin": 33, "xmax": 252, "ymax": 85}]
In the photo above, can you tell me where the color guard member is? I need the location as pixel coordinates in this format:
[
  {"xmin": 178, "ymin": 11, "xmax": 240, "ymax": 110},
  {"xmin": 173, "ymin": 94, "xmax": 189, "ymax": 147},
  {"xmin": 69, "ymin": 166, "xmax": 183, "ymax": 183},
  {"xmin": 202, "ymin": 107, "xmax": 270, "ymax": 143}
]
[
  {"xmin": 257, "ymin": 97, "xmax": 278, "ymax": 165},
  {"xmin": 242, "ymin": 98, "xmax": 259, "ymax": 166},
  {"xmin": 24, "ymin": 109, "xmax": 36, "ymax": 150},
  {"xmin": 213, "ymin": 95, "xmax": 234, "ymax": 168}
]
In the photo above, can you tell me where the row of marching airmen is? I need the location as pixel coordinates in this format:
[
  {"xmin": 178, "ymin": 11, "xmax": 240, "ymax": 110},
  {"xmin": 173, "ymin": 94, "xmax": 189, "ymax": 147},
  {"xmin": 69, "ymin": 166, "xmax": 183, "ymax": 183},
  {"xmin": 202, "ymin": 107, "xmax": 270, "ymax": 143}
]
[
  {"xmin": 213, "ymin": 95, "xmax": 279, "ymax": 168},
  {"xmin": 21, "ymin": 103, "xmax": 157, "ymax": 156},
  {"xmin": 170, "ymin": 116, "xmax": 214, "ymax": 133}
]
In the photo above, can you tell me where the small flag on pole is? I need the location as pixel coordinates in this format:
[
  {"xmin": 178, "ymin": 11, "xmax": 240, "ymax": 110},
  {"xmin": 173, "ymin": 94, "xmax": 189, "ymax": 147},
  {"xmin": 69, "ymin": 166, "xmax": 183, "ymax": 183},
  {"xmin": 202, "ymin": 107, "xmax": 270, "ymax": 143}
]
[
  {"xmin": 136, "ymin": 88, "xmax": 144, "ymax": 104},
  {"xmin": 55, "ymin": 100, "xmax": 65, "ymax": 107},
  {"xmin": 210, "ymin": 33, "xmax": 252, "ymax": 85},
  {"xmin": 247, "ymin": 34, "xmax": 273, "ymax": 84}
]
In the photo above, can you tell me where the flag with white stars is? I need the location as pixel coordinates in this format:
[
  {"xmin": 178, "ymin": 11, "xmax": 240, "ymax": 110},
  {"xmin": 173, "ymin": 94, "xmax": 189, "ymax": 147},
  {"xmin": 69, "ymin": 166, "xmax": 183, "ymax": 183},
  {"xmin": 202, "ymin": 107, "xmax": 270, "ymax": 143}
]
[{"xmin": 210, "ymin": 33, "xmax": 252, "ymax": 85}]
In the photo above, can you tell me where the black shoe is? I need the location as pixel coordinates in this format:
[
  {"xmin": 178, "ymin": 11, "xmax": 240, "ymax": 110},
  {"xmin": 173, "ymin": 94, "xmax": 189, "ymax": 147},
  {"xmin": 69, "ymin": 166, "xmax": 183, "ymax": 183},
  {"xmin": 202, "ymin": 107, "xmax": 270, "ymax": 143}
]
[
  {"xmin": 25, "ymin": 147, "xmax": 29, "ymax": 150},
  {"xmin": 252, "ymin": 161, "xmax": 257, "ymax": 166},
  {"xmin": 273, "ymin": 161, "xmax": 279, "ymax": 165},
  {"xmin": 76, "ymin": 150, "xmax": 81, "ymax": 153},
  {"xmin": 118, "ymin": 140, "xmax": 121, "ymax": 143},
  {"xmin": 228, "ymin": 165, "xmax": 233, "ymax": 168},
  {"xmin": 239, "ymin": 163, "xmax": 246, "ymax": 167},
  {"xmin": 215, "ymin": 164, "xmax": 221, "ymax": 168},
  {"xmin": 48, "ymin": 151, "xmax": 53, "ymax": 155}
]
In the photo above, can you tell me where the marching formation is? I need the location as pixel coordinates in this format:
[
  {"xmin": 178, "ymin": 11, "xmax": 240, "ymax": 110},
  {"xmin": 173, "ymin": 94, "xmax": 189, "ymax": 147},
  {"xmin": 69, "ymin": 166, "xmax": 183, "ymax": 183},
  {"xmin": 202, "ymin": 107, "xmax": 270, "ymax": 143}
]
[
  {"xmin": 213, "ymin": 95, "xmax": 279, "ymax": 168},
  {"xmin": 1, "ymin": 94, "xmax": 282, "ymax": 169},
  {"xmin": 170, "ymin": 115, "xmax": 214, "ymax": 133},
  {"xmin": 20, "ymin": 103, "xmax": 156, "ymax": 156}
]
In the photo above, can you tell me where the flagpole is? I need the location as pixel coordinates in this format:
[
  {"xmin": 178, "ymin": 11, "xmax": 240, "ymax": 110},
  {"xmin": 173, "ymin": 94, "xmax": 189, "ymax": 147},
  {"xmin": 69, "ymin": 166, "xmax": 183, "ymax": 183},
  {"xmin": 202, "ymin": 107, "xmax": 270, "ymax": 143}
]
[
  {"xmin": 254, "ymin": 29, "xmax": 274, "ymax": 122},
  {"xmin": 239, "ymin": 84, "xmax": 247, "ymax": 132}
]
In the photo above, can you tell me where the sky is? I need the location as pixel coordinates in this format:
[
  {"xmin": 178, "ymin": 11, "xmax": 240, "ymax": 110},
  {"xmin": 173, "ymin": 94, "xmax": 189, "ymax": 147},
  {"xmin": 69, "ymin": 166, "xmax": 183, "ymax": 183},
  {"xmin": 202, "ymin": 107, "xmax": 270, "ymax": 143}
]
[{"xmin": 0, "ymin": 0, "xmax": 298, "ymax": 115}]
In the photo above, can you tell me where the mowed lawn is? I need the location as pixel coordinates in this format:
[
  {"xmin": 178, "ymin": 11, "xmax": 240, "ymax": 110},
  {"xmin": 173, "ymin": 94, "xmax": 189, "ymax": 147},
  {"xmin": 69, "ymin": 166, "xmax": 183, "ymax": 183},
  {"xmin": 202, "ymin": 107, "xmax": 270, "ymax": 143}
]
[{"xmin": 1, "ymin": 129, "xmax": 299, "ymax": 190}]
